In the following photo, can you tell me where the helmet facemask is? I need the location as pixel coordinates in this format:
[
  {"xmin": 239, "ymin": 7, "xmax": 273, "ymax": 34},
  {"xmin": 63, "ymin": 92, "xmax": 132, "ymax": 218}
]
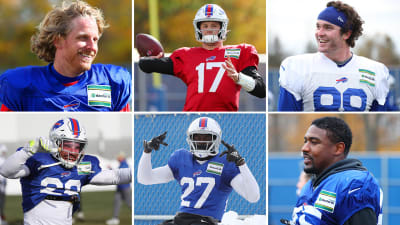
[
  {"xmin": 186, "ymin": 117, "xmax": 222, "ymax": 160},
  {"xmin": 55, "ymin": 138, "xmax": 86, "ymax": 169},
  {"xmin": 193, "ymin": 4, "xmax": 229, "ymax": 43}
]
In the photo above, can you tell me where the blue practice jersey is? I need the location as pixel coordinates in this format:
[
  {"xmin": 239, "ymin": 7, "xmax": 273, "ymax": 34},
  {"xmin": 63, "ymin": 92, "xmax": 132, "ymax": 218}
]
[
  {"xmin": 21, "ymin": 153, "xmax": 102, "ymax": 212},
  {"xmin": 292, "ymin": 170, "xmax": 383, "ymax": 225},
  {"xmin": 168, "ymin": 149, "xmax": 240, "ymax": 221},
  {"xmin": 0, "ymin": 63, "xmax": 131, "ymax": 111}
]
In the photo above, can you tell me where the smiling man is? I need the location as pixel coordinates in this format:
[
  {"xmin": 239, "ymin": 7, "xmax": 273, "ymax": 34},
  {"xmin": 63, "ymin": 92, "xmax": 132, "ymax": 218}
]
[
  {"xmin": 0, "ymin": 0, "xmax": 131, "ymax": 111},
  {"xmin": 282, "ymin": 117, "xmax": 383, "ymax": 225},
  {"xmin": 278, "ymin": 1, "xmax": 391, "ymax": 111}
]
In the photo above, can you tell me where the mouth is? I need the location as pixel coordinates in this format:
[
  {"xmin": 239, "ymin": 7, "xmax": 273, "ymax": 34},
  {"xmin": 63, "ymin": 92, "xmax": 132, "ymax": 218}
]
[
  {"xmin": 317, "ymin": 38, "xmax": 328, "ymax": 44},
  {"xmin": 303, "ymin": 154, "xmax": 313, "ymax": 165},
  {"xmin": 78, "ymin": 50, "xmax": 96, "ymax": 62}
]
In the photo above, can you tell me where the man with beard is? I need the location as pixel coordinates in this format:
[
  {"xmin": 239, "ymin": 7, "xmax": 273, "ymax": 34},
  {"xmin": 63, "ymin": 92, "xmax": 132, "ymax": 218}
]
[
  {"xmin": 282, "ymin": 117, "xmax": 383, "ymax": 225},
  {"xmin": 0, "ymin": 0, "xmax": 131, "ymax": 111},
  {"xmin": 278, "ymin": 1, "xmax": 390, "ymax": 111},
  {"xmin": 137, "ymin": 117, "xmax": 260, "ymax": 225}
]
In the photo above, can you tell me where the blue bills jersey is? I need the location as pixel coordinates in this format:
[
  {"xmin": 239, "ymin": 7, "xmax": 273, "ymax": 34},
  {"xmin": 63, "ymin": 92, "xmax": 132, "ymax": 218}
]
[
  {"xmin": 168, "ymin": 149, "xmax": 240, "ymax": 221},
  {"xmin": 0, "ymin": 63, "xmax": 131, "ymax": 111},
  {"xmin": 21, "ymin": 153, "xmax": 102, "ymax": 212},
  {"xmin": 292, "ymin": 170, "xmax": 383, "ymax": 225}
]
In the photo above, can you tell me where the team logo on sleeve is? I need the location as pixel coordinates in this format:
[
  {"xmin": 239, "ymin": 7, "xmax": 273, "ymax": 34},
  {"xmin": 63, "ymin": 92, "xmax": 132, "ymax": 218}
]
[
  {"xmin": 206, "ymin": 162, "xmax": 224, "ymax": 175},
  {"xmin": 314, "ymin": 190, "xmax": 336, "ymax": 213},
  {"xmin": 87, "ymin": 85, "xmax": 112, "ymax": 108},
  {"xmin": 224, "ymin": 48, "xmax": 241, "ymax": 59},
  {"xmin": 77, "ymin": 162, "xmax": 93, "ymax": 175},
  {"xmin": 359, "ymin": 69, "xmax": 376, "ymax": 87},
  {"xmin": 63, "ymin": 100, "xmax": 80, "ymax": 111},
  {"xmin": 336, "ymin": 77, "xmax": 348, "ymax": 84}
]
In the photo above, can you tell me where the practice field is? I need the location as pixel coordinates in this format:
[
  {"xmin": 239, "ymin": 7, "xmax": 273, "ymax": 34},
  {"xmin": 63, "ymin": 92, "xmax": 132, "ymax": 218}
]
[{"xmin": 4, "ymin": 191, "xmax": 131, "ymax": 225}]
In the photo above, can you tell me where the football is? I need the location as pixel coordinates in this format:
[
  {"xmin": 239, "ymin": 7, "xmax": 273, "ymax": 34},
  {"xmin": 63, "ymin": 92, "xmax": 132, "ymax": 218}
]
[{"xmin": 135, "ymin": 33, "xmax": 164, "ymax": 57}]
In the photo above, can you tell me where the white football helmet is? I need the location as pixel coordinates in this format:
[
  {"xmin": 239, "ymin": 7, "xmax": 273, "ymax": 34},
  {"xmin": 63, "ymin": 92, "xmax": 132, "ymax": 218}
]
[
  {"xmin": 193, "ymin": 4, "xmax": 229, "ymax": 43},
  {"xmin": 186, "ymin": 117, "xmax": 222, "ymax": 159},
  {"xmin": 49, "ymin": 118, "xmax": 87, "ymax": 169}
]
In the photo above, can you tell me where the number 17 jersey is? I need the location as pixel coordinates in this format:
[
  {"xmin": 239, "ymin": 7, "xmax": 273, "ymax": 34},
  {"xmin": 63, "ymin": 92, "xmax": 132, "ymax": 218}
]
[
  {"xmin": 170, "ymin": 44, "xmax": 259, "ymax": 111},
  {"xmin": 279, "ymin": 52, "xmax": 390, "ymax": 111}
]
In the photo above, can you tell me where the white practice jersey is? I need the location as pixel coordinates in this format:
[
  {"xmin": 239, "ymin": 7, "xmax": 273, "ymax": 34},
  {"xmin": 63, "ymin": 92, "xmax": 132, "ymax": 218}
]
[{"xmin": 279, "ymin": 52, "xmax": 390, "ymax": 111}]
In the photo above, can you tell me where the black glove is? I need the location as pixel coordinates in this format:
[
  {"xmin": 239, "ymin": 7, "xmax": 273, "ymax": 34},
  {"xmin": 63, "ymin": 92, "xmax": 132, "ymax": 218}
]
[
  {"xmin": 143, "ymin": 131, "xmax": 168, "ymax": 153},
  {"xmin": 219, "ymin": 140, "xmax": 245, "ymax": 166},
  {"xmin": 280, "ymin": 219, "xmax": 291, "ymax": 224}
]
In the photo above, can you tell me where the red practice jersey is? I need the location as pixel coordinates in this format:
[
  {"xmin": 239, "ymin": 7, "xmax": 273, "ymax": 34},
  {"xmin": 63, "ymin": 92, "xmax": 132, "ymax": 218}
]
[{"xmin": 170, "ymin": 44, "xmax": 259, "ymax": 111}]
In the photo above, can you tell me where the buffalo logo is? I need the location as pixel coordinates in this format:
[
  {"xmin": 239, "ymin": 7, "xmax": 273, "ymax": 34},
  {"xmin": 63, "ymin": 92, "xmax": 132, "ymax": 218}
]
[
  {"xmin": 193, "ymin": 170, "xmax": 202, "ymax": 177},
  {"xmin": 336, "ymin": 77, "xmax": 348, "ymax": 84},
  {"xmin": 61, "ymin": 172, "xmax": 71, "ymax": 177},
  {"xmin": 206, "ymin": 56, "xmax": 216, "ymax": 61},
  {"xmin": 63, "ymin": 100, "xmax": 80, "ymax": 111}
]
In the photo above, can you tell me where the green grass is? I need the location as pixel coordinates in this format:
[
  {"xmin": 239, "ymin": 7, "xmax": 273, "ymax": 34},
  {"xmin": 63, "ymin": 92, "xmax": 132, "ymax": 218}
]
[{"xmin": 4, "ymin": 191, "xmax": 132, "ymax": 225}]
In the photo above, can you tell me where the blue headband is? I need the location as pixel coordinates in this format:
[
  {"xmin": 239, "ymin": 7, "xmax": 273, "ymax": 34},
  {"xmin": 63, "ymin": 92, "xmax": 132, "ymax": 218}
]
[{"xmin": 318, "ymin": 6, "xmax": 348, "ymax": 29}]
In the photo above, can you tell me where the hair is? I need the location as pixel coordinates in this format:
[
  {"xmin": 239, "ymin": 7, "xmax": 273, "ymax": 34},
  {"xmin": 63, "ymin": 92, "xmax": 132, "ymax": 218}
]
[
  {"xmin": 311, "ymin": 117, "xmax": 353, "ymax": 156},
  {"xmin": 31, "ymin": 0, "xmax": 109, "ymax": 62},
  {"xmin": 326, "ymin": 1, "xmax": 364, "ymax": 48}
]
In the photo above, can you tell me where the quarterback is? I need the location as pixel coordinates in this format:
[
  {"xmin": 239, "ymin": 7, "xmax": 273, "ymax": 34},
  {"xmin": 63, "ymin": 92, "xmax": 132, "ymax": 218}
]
[
  {"xmin": 139, "ymin": 4, "xmax": 266, "ymax": 111},
  {"xmin": 0, "ymin": 118, "xmax": 132, "ymax": 225},
  {"xmin": 0, "ymin": 0, "xmax": 131, "ymax": 111},
  {"xmin": 278, "ymin": 1, "xmax": 390, "ymax": 111},
  {"xmin": 137, "ymin": 117, "xmax": 260, "ymax": 225},
  {"xmin": 282, "ymin": 117, "xmax": 382, "ymax": 225}
]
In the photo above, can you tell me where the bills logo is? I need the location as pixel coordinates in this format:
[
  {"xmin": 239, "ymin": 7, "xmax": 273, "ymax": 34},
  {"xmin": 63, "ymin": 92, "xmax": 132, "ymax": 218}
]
[
  {"xmin": 63, "ymin": 100, "xmax": 80, "ymax": 111},
  {"xmin": 52, "ymin": 119, "xmax": 64, "ymax": 130},
  {"xmin": 193, "ymin": 170, "xmax": 202, "ymax": 177},
  {"xmin": 61, "ymin": 172, "xmax": 71, "ymax": 177},
  {"xmin": 336, "ymin": 77, "xmax": 348, "ymax": 84},
  {"xmin": 206, "ymin": 56, "xmax": 216, "ymax": 61}
]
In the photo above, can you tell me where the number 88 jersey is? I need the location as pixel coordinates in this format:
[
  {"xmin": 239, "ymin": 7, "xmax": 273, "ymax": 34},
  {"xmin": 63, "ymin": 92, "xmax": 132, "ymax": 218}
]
[
  {"xmin": 279, "ymin": 52, "xmax": 390, "ymax": 111},
  {"xmin": 170, "ymin": 44, "xmax": 259, "ymax": 111},
  {"xmin": 168, "ymin": 149, "xmax": 240, "ymax": 221}
]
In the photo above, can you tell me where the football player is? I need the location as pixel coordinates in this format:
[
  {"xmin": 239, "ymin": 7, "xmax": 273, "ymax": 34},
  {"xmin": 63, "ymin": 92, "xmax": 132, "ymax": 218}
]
[
  {"xmin": 0, "ymin": 117, "xmax": 131, "ymax": 224},
  {"xmin": 137, "ymin": 117, "xmax": 260, "ymax": 225},
  {"xmin": 0, "ymin": 0, "xmax": 131, "ymax": 111},
  {"xmin": 138, "ymin": 4, "xmax": 266, "ymax": 111},
  {"xmin": 278, "ymin": 1, "xmax": 391, "ymax": 111},
  {"xmin": 281, "ymin": 117, "xmax": 383, "ymax": 225}
]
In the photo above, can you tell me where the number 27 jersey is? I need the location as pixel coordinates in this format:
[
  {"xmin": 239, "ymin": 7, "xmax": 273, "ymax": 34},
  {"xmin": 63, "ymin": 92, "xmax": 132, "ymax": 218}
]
[
  {"xmin": 170, "ymin": 44, "xmax": 259, "ymax": 111},
  {"xmin": 279, "ymin": 52, "xmax": 390, "ymax": 111}
]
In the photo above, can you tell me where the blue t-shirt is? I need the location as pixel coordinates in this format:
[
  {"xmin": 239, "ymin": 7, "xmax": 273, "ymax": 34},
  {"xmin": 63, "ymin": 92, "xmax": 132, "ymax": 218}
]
[
  {"xmin": 117, "ymin": 159, "xmax": 130, "ymax": 191},
  {"xmin": 168, "ymin": 149, "xmax": 240, "ymax": 221},
  {"xmin": 21, "ymin": 153, "xmax": 102, "ymax": 212},
  {"xmin": 293, "ymin": 170, "xmax": 382, "ymax": 225},
  {"xmin": 0, "ymin": 63, "xmax": 131, "ymax": 111}
]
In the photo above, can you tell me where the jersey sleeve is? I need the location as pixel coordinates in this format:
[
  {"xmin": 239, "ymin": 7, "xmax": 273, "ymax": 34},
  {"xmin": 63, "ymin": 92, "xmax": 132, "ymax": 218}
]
[
  {"xmin": 373, "ymin": 64, "xmax": 390, "ymax": 106},
  {"xmin": 107, "ymin": 65, "xmax": 132, "ymax": 111},
  {"xmin": 170, "ymin": 48, "xmax": 190, "ymax": 83},
  {"xmin": 336, "ymin": 174, "xmax": 382, "ymax": 225},
  {"xmin": 167, "ymin": 150, "xmax": 182, "ymax": 181},
  {"xmin": 221, "ymin": 161, "xmax": 240, "ymax": 186},
  {"xmin": 237, "ymin": 44, "xmax": 259, "ymax": 72},
  {"xmin": 0, "ymin": 69, "xmax": 27, "ymax": 111},
  {"xmin": 279, "ymin": 56, "xmax": 306, "ymax": 101},
  {"xmin": 84, "ymin": 156, "xmax": 103, "ymax": 183}
]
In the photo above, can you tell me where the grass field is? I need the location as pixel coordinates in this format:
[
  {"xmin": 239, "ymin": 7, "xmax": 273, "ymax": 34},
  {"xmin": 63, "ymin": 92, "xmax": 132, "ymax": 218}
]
[{"xmin": 4, "ymin": 191, "xmax": 132, "ymax": 225}]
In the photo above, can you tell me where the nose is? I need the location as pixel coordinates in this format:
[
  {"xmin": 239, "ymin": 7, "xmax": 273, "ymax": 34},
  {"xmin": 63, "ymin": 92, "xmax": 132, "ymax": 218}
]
[
  {"xmin": 301, "ymin": 142, "xmax": 310, "ymax": 153},
  {"xmin": 86, "ymin": 39, "xmax": 98, "ymax": 52}
]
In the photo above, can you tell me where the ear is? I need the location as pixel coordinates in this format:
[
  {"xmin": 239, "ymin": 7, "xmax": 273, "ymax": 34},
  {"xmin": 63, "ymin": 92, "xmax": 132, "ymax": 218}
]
[
  {"xmin": 334, "ymin": 142, "xmax": 346, "ymax": 156},
  {"xmin": 342, "ymin": 30, "xmax": 352, "ymax": 41},
  {"xmin": 53, "ymin": 35, "xmax": 63, "ymax": 49}
]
